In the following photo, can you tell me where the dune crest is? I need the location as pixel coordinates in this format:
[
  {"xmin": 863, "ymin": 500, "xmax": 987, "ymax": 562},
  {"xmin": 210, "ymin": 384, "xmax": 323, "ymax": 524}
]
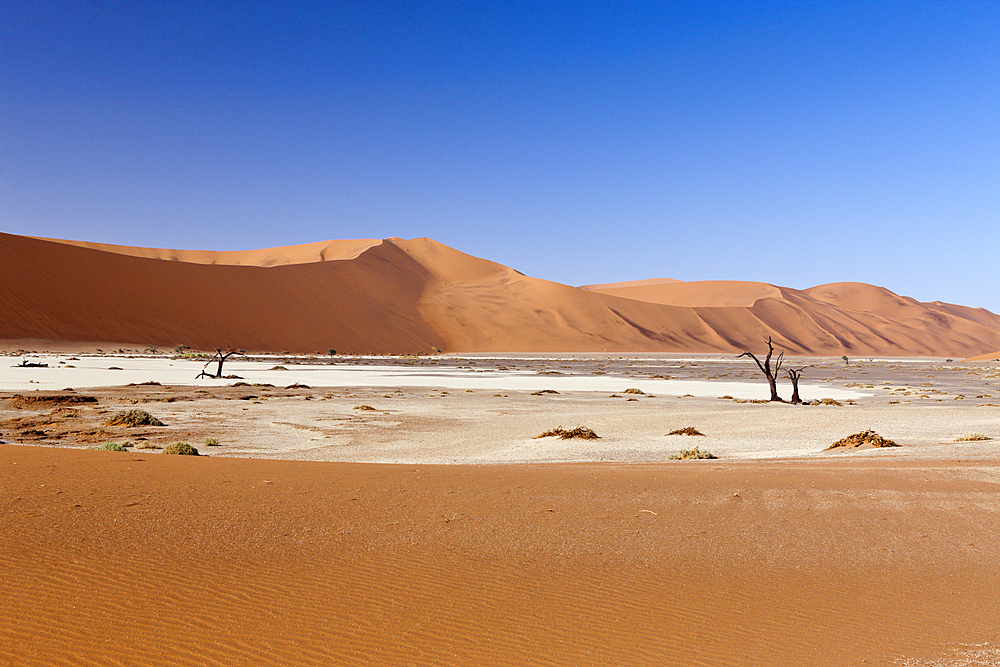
[{"xmin": 2, "ymin": 232, "xmax": 1000, "ymax": 357}]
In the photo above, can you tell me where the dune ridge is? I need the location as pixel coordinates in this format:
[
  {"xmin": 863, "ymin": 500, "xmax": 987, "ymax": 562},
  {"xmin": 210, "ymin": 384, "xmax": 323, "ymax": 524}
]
[{"xmin": 2, "ymin": 232, "xmax": 999, "ymax": 357}]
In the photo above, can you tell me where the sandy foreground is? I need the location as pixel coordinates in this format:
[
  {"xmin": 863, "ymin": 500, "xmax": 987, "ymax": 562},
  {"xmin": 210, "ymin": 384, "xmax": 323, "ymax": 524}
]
[{"xmin": 3, "ymin": 353, "xmax": 1000, "ymax": 666}]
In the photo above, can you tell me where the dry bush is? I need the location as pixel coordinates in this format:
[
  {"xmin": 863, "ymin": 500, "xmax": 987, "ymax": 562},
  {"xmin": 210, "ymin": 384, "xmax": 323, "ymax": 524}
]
[
  {"xmin": 97, "ymin": 441, "xmax": 130, "ymax": 451},
  {"xmin": 203, "ymin": 437, "xmax": 220, "ymax": 446},
  {"xmin": 623, "ymin": 388, "xmax": 644, "ymax": 394},
  {"xmin": 534, "ymin": 426, "xmax": 600, "ymax": 440},
  {"xmin": 955, "ymin": 432, "xmax": 991, "ymax": 442},
  {"xmin": 666, "ymin": 427, "xmax": 706, "ymax": 437},
  {"xmin": 531, "ymin": 389, "xmax": 560, "ymax": 395},
  {"xmin": 818, "ymin": 398, "xmax": 843, "ymax": 406},
  {"xmin": 354, "ymin": 405, "xmax": 376, "ymax": 411},
  {"xmin": 668, "ymin": 447, "xmax": 717, "ymax": 460},
  {"xmin": 163, "ymin": 442, "xmax": 199, "ymax": 456},
  {"xmin": 826, "ymin": 430, "xmax": 899, "ymax": 450},
  {"xmin": 104, "ymin": 409, "xmax": 165, "ymax": 427}
]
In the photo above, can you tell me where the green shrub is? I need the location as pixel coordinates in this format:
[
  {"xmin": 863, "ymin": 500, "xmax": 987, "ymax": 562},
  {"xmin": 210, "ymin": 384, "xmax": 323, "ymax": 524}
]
[
  {"xmin": 163, "ymin": 442, "xmax": 199, "ymax": 456},
  {"xmin": 97, "ymin": 441, "xmax": 130, "ymax": 452},
  {"xmin": 203, "ymin": 437, "xmax": 219, "ymax": 446}
]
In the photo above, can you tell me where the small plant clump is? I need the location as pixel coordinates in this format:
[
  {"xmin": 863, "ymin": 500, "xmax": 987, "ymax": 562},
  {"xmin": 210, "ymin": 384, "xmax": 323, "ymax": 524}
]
[
  {"xmin": 534, "ymin": 426, "xmax": 600, "ymax": 440},
  {"xmin": 163, "ymin": 442, "xmax": 199, "ymax": 456},
  {"xmin": 818, "ymin": 398, "xmax": 843, "ymax": 406},
  {"xmin": 203, "ymin": 437, "xmax": 220, "ymax": 446},
  {"xmin": 955, "ymin": 432, "xmax": 991, "ymax": 442},
  {"xmin": 134, "ymin": 442, "xmax": 161, "ymax": 450},
  {"xmin": 531, "ymin": 389, "xmax": 560, "ymax": 395},
  {"xmin": 354, "ymin": 405, "xmax": 376, "ymax": 411},
  {"xmin": 826, "ymin": 430, "xmax": 900, "ymax": 450},
  {"xmin": 104, "ymin": 409, "xmax": 165, "ymax": 427},
  {"xmin": 97, "ymin": 441, "xmax": 130, "ymax": 451},
  {"xmin": 668, "ymin": 447, "xmax": 717, "ymax": 460},
  {"xmin": 622, "ymin": 388, "xmax": 644, "ymax": 394},
  {"xmin": 667, "ymin": 427, "xmax": 706, "ymax": 437}
]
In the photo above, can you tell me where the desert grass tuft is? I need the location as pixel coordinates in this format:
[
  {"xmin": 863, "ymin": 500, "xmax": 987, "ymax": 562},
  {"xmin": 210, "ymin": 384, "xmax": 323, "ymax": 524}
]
[
  {"xmin": 354, "ymin": 405, "xmax": 376, "ymax": 411},
  {"xmin": 818, "ymin": 398, "xmax": 843, "ymax": 406},
  {"xmin": 666, "ymin": 427, "xmax": 706, "ymax": 437},
  {"xmin": 534, "ymin": 426, "xmax": 600, "ymax": 440},
  {"xmin": 668, "ymin": 447, "xmax": 717, "ymax": 460},
  {"xmin": 104, "ymin": 409, "xmax": 165, "ymax": 427},
  {"xmin": 955, "ymin": 432, "xmax": 991, "ymax": 442},
  {"xmin": 203, "ymin": 437, "xmax": 220, "ymax": 446},
  {"xmin": 622, "ymin": 388, "xmax": 644, "ymax": 394},
  {"xmin": 826, "ymin": 430, "xmax": 899, "ymax": 450}
]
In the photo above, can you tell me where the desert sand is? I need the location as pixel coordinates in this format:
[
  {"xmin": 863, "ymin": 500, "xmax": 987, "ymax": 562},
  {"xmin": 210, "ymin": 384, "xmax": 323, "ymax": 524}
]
[{"xmin": 3, "ymin": 232, "xmax": 1000, "ymax": 357}]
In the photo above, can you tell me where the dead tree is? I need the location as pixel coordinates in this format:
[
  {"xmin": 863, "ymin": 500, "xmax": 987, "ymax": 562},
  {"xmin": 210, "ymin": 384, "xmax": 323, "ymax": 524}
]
[
  {"xmin": 738, "ymin": 337, "xmax": 784, "ymax": 402},
  {"xmin": 786, "ymin": 367, "xmax": 807, "ymax": 404},
  {"xmin": 196, "ymin": 347, "xmax": 245, "ymax": 379}
]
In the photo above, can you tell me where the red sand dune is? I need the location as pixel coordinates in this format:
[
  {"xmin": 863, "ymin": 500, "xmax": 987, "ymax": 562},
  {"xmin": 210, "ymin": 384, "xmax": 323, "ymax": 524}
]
[{"xmin": 2, "ymin": 232, "xmax": 1000, "ymax": 356}]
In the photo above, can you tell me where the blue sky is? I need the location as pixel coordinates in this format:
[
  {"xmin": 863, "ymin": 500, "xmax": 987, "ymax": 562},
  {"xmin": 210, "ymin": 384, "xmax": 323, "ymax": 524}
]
[{"xmin": 3, "ymin": 1, "xmax": 999, "ymax": 310}]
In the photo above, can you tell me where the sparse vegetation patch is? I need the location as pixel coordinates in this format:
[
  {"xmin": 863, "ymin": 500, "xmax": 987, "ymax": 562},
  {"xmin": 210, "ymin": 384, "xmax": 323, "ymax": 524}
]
[
  {"xmin": 826, "ymin": 430, "xmax": 900, "ymax": 450},
  {"xmin": 534, "ymin": 426, "xmax": 600, "ymax": 440},
  {"xmin": 163, "ymin": 442, "xmax": 199, "ymax": 456},
  {"xmin": 955, "ymin": 432, "xmax": 990, "ymax": 442},
  {"xmin": 97, "ymin": 441, "xmax": 130, "ymax": 451},
  {"xmin": 667, "ymin": 427, "xmax": 705, "ymax": 437},
  {"xmin": 104, "ymin": 409, "xmax": 165, "ymax": 427},
  {"xmin": 668, "ymin": 447, "xmax": 717, "ymax": 460}
]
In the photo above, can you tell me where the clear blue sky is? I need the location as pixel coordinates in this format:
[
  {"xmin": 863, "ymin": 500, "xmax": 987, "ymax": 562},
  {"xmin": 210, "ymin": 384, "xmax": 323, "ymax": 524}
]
[{"xmin": 3, "ymin": 1, "xmax": 999, "ymax": 310}]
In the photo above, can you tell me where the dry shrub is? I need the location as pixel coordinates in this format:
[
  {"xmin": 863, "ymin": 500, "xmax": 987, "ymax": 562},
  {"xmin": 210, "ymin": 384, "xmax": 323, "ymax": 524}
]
[
  {"xmin": 955, "ymin": 432, "xmax": 990, "ymax": 442},
  {"xmin": 826, "ymin": 430, "xmax": 899, "ymax": 450},
  {"xmin": 623, "ymin": 388, "xmax": 644, "ymax": 394},
  {"xmin": 668, "ymin": 447, "xmax": 717, "ymax": 460},
  {"xmin": 104, "ymin": 409, "xmax": 165, "ymax": 427},
  {"xmin": 534, "ymin": 426, "xmax": 600, "ymax": 440},
  {"xmin": 268, "ymin": 366, "xmax": 288, "ymax": 371},
  {"xmin": 354, "ymin": 405, "xmax": 376, "ymax": 411},
  {"xmin": 163, "ymin": 442, "xmax": 199, "ymax": 456},
  {"xmin": 531, "ymin": 389, "xmax": 559, "ymax": 395},
  {"xmin": 667, "ymin": 427, "xmax": 705, "ymax": 437},
  {"xmin": 818, "ymin": 398, "xmax": 843, "ymax": 406}
]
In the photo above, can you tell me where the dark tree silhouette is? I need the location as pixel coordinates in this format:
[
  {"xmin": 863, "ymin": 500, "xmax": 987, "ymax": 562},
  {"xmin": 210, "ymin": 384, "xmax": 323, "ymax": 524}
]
[
  {"xmin": 786, "ymin": 367, "xmax": 807, "ymax": 404},
  {"xmin": 738, "ymin": 337, "xmax": 784, "ymax": 402},
  {"xmin": 196, "ymin": 347, "xmax": 245, "ymax": 379}
]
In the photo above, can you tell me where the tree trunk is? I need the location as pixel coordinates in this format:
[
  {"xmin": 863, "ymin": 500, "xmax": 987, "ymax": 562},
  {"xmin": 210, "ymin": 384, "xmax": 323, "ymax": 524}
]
[
  {"xmin": 738, "ymin": 337, "xmax": 784, "ymax": 402},
  {"xmin": 787, "ymin": 367, "xmax": 806, "ymax": 404}
]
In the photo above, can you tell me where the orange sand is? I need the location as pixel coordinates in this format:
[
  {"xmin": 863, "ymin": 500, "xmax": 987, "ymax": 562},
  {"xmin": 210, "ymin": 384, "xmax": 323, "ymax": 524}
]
[{"xmin": 3, "ymin": 444, "xmax": 999, "ymax": 666}]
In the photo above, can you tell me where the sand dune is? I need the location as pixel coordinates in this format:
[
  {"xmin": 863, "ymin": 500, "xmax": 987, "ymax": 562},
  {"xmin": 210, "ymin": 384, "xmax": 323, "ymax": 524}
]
[{"xmin": 2, "ymin": 232, "xmax": 1000, "ymax": 357}]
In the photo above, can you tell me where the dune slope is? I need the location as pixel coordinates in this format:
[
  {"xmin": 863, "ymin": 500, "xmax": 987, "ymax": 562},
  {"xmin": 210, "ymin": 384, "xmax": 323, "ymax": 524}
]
[{"xmin": 2, "ymin": 232, "xmax": 999, "ymax": 356}]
